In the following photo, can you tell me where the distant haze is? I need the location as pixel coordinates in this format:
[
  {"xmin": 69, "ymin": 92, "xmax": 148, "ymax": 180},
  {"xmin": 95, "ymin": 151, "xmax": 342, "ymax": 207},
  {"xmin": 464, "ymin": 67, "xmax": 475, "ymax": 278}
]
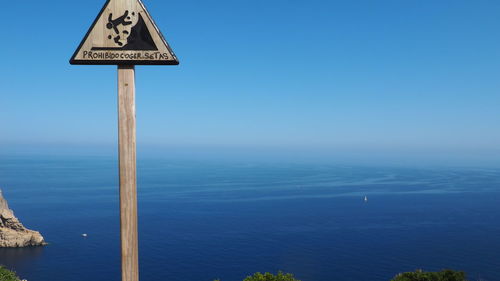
[{"xmin": 1, "ymin": 0, "xmax": 499, "ymax": 166}]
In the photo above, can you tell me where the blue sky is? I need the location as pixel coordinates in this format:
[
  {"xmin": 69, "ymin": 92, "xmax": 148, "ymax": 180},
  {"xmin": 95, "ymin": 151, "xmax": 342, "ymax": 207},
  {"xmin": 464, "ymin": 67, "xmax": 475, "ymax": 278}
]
[{"xmin": 1, "ymin": 0, "xmax": 499, "ymax": 165}]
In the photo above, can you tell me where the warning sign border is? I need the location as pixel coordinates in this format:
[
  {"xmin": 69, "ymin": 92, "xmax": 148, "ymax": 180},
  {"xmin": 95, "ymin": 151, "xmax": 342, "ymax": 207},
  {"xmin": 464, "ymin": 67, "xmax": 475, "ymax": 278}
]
[{"xmin": 70, "ymin": 0, "xmax": 179, "ymax": 65}]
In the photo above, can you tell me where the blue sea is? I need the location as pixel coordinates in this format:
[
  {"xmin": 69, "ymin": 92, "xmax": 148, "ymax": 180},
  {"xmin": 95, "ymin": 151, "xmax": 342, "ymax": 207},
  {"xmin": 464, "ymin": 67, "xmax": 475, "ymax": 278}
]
[{"xmin": 0, "ymin": 155, "xmax": 499, "ymax": 281}]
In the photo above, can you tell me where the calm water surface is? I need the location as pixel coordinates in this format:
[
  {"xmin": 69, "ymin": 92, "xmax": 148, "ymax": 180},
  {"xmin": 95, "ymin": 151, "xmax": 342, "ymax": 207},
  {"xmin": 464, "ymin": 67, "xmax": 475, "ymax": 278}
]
[{"xmin": 0, "ymin": 155, "xmax": 499, "ymax": 281}]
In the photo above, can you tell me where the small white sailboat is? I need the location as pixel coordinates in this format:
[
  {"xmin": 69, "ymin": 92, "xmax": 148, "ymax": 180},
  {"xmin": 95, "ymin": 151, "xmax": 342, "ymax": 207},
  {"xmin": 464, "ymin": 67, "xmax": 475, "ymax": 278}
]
[
  {"xmin": 82, "ymin": 233, "xmax": 88, "ymax": 237},
  {"xmin": 364, "ymin": 196, "xmax": 368, "ymax": 203}
]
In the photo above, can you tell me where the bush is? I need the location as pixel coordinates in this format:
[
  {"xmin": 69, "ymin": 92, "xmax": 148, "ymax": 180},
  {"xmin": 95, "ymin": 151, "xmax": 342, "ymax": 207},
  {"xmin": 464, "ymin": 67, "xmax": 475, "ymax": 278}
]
[
  {"xmin": 391, "ymin": 269, "xmax": 467, "ymax": 281},
  {"xmin": 0, "ymin": 266, "xmax": 20, "ymax": 281},
  {"xmin": 214, "ymin": 271, "xmax": 300, "ymax": 281},
  {"xmin": 215, "ymin": 269, "xmax": 468, "ymax": 281},
  {"xmin": 243, "ymin": 272, "xmax": 300, "ymax": 281}
]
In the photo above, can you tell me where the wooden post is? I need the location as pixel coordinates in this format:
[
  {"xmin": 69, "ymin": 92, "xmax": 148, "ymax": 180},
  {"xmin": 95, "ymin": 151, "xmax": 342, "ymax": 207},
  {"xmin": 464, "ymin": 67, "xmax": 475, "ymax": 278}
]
[{"xmin": 118, "ymin": 65, "xmax": 139, "ymax": 281}]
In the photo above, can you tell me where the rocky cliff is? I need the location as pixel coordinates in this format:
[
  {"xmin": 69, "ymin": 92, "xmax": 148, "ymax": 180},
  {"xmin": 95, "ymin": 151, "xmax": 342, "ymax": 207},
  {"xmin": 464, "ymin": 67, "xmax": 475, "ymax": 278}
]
[{"xmin": 0, "ymin": 190, "xmax": 46, "ymax": 247}]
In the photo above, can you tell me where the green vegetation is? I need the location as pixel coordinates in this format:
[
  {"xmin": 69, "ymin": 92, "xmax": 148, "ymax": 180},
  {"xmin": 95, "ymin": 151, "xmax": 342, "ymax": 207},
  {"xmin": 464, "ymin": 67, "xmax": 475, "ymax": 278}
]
[
  {"xmin": 391, "ymin": 269, "xmax": 467, "ymax": 281},
  {"xmin": 243, "ymin": 272, "xmax": 300, "ymax": 281},
  {"xmin": 215, "ymin": 269, "xmax": 468, "ymax": 281},
  {"xmin": 215, "ymin": 271, "xmax": 300, "ymax": 281},
  {"xmin": 0, "ymin": 266, "xmax": 20, "ymax": 281},
  {"xmin": 0, "ymin": 267, "xmax": 470, "ymax": 281}
]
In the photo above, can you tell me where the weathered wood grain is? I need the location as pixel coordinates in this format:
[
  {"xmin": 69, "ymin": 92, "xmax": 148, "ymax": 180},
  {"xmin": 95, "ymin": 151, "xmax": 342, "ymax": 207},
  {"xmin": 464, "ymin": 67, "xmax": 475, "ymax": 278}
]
[
  {"xmin": 118, "ymin": 65, "xmax": 139, "ymax": 281},
  {"xmin": 71, "ymin": 0, "xmax": 178, "ymax": 65}
]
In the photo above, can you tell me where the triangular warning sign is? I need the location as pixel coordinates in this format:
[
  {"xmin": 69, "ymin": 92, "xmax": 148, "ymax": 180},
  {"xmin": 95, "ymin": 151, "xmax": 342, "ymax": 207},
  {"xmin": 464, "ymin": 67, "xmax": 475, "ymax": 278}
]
[{"xmin": 70, "ymin": 0, "xmax": 179, "ymax": 65}]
